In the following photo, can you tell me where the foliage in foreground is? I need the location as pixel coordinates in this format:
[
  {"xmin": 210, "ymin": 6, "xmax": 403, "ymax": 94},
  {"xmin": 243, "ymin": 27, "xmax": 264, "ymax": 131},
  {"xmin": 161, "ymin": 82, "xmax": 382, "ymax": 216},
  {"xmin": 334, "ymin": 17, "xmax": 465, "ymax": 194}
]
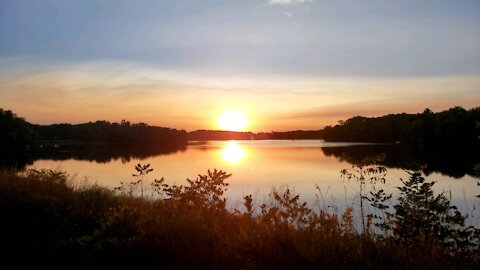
[{"xmin": 0, "ymin": 167, "xmax": 479, "ymax": 269}]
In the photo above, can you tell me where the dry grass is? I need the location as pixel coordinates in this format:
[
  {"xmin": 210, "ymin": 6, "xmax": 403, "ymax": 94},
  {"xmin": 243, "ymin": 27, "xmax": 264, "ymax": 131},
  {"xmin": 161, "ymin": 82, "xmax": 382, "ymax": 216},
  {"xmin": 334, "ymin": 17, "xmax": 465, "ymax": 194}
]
[{"xmin": 0, "ymin": 168, "xmax": 478, "ymax": 269}]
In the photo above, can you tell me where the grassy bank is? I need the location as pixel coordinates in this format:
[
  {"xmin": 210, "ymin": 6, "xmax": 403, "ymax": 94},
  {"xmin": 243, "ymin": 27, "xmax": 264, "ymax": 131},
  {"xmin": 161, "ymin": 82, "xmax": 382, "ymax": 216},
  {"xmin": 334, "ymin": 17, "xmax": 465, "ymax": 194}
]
[{"xmin": 0, "ymin": 167, "xmax": 478, "ymax": 269}]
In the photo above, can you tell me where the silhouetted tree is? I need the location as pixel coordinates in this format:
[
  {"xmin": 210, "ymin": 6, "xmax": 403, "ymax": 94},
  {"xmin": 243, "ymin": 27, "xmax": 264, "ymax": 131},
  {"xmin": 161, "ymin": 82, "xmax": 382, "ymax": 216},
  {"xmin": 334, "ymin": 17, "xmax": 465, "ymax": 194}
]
[
  {"xmin": 0, "ymin": 109, "xmax": 36, "ymax": 149},
  {"xmin": 320, "ymin": 106, "xmax": 480, "ymax": 144}
]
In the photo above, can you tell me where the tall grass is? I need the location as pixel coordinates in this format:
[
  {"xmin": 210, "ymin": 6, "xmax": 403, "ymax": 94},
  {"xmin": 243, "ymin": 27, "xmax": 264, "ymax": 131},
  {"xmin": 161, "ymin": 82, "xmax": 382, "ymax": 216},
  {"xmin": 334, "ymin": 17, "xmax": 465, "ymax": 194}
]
[{"xmin": 0, "ymin": 166, "xmax": 478, "ymax": 269}]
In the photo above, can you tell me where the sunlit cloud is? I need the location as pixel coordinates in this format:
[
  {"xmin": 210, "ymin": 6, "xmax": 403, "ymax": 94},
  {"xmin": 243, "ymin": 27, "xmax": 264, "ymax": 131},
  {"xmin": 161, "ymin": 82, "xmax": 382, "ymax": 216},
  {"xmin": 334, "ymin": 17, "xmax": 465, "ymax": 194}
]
[
  {"xmin": 269, "ymin": 0, "xmax": 312, "ymax": 5},
  {"xmin": 0, "ymin": 57, "xmax": 478, "ymax": 131}
]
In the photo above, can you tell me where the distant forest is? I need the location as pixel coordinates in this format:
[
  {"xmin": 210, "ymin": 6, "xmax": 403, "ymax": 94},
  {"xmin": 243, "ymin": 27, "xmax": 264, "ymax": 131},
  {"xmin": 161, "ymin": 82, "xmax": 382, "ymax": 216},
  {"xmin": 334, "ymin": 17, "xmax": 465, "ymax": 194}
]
[
  {"xmin": 190, "ymin": 106, "xmax": 480, "ymax": 144},
  {"xmin": 0, "ymin": 109, "xmax": 187, "ymax": 149},
  {"xmin": 183, "ymin": 107, "xmax": 480, "ymax": 144},
  {"xmin": 1, "ymin": 106, "xmax": 479, "ymax": 149},
  {"xmin": 321, "ymin": 107, "xmax": 480, "ymax": 144}
]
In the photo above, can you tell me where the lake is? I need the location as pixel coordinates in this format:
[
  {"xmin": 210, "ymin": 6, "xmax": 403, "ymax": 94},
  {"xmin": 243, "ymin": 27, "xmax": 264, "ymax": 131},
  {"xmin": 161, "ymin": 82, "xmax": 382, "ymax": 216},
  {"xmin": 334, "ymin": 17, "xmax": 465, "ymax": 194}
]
[{"xmin": 3, "ymin": 140, "xmax": 480, "ymax": 225}]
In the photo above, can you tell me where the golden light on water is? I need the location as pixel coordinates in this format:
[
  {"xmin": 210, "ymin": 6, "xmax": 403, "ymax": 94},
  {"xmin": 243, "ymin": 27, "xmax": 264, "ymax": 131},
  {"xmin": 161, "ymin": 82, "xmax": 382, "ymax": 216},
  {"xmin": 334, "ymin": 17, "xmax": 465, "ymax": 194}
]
[
  {"xmin": 220, "ymin": 141, "xmax": 245, "ymax": 163},
  {"xmin": 218, "ymin": 110, "xmax": 248, "ymax": 131}
]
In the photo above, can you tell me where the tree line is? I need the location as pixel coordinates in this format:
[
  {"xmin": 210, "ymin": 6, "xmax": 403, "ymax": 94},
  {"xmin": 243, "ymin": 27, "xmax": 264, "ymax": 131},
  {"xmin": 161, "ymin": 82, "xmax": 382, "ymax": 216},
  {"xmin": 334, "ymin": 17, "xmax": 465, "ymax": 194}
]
[
  {"xmin": 1, "ymin": 106, "xmax": 479, "ymax": 149},
  {"xmin": 320, "ymin": 106, "xmax": 480, "ymax": 144},
  {"xmin": 0, "ymin": 109, "xmax": 187, "ymax": 149},
  {"xmin": 187, "ymin": 107, "xmax": 480, "ymax": 144},
  {"xmin": 0, "ymin": 109, "xmax": 37, "ymax": 149},
  {"xmin": 187, "ymin": 130, "xmax": 324, "ymax": 140},
  {"xmin": 35, "ymin": 120, "xmax": 188, "ymax": 147}
]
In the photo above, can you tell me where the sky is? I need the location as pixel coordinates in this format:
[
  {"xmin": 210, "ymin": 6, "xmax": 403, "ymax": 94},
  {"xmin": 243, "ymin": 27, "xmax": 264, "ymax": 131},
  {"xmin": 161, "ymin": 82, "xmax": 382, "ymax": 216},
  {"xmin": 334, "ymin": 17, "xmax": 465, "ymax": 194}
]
[{"xmin": 0, "ymin": 0, "xmax": 479, "ymax": 131}]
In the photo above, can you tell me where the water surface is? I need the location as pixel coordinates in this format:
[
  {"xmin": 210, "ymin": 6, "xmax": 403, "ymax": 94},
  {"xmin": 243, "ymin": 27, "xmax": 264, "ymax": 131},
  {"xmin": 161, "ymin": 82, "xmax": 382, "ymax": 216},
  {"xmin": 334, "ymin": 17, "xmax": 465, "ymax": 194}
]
[{"xmin": 5, "ymin": 140, "xmax": 479, "ymax": 224}]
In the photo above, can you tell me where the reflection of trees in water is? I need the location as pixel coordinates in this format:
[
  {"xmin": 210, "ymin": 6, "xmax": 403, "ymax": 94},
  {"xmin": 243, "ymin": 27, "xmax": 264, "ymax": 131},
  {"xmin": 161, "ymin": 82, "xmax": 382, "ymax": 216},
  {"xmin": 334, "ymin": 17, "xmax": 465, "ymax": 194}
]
[
  {"xmin": 321, "ymin": 144, "xmax": 480, "ymax": 178},
  {"xmin": 0, "ymin": 143, "xmax": 187, "ymax": 170},
  {"xmin": 3, "ymin": 142, "xmax": 479, "ymax": 179}
]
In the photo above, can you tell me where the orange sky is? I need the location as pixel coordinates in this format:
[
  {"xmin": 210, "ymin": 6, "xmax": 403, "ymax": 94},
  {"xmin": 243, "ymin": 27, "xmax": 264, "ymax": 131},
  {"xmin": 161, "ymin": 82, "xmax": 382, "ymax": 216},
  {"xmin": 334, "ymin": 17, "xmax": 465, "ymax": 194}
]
[
  {"xmin": 0, "ymin": 61, "xmax": 478, "ymax": 131},
  {"xmin": 1, "ymin": 1, "xmax": 479, "ymax": 131}
]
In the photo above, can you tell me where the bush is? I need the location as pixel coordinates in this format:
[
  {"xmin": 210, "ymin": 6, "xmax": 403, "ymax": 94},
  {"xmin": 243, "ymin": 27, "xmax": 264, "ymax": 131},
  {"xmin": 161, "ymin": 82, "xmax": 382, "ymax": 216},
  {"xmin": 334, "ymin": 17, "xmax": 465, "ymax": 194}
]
[{"xmin": 0, "ymin": 167, "xmax": 479, "ymax": 269}]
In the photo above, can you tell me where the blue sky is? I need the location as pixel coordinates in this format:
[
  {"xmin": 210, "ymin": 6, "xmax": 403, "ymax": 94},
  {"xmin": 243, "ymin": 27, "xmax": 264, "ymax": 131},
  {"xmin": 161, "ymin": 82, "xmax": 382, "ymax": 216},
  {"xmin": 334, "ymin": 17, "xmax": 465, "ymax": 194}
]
[{"xmin": 0, "ymin": 0, "xmax": 479, "ymax": 130}]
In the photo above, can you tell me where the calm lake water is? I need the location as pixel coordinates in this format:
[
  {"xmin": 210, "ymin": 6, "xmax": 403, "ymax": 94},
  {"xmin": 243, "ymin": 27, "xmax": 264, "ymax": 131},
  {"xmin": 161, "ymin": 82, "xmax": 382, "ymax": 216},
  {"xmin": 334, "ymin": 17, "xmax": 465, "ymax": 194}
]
[{"xmin": 4, "ymin": 140, "xmax": 480, "ymax": 224}]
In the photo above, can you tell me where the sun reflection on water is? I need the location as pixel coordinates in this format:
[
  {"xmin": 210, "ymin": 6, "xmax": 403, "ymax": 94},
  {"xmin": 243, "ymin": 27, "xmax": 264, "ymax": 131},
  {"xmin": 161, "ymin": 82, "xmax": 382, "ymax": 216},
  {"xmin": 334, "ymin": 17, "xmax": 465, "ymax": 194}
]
[{"xmin": 220, "ymin": 141, "xmax": 245, "ymax": 163}]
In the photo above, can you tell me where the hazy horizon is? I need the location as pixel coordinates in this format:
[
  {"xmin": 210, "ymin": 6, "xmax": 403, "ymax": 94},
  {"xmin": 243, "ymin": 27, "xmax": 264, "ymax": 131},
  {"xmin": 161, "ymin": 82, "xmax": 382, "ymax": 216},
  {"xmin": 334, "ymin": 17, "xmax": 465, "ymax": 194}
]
[{"xmin": 1, "ymin": 0, "xmax": 479, "ymax": 131}]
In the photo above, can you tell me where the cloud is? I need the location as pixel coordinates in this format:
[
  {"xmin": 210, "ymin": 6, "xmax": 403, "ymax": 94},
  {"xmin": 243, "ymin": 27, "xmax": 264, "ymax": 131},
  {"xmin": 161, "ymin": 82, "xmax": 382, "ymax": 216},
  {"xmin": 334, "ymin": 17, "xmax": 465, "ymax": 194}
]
[
  {"xmin": 284, "ymin": 12, "xmax": 293, "ymax": 18},
  {"xmin": 1, "ymin": 58, "xmax": 479, "ymax": 130},
  {"xmin": 269, "ymin": 0, "xmax": 312, "ymax": 5}
]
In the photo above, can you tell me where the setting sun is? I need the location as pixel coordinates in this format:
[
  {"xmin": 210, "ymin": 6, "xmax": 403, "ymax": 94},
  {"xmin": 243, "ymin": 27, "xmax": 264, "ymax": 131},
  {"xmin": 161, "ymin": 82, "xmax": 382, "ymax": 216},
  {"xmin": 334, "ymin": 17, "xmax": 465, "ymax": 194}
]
[{"xmin": 218, "ymin": 110, "xmax": 248, "ymax": 131}]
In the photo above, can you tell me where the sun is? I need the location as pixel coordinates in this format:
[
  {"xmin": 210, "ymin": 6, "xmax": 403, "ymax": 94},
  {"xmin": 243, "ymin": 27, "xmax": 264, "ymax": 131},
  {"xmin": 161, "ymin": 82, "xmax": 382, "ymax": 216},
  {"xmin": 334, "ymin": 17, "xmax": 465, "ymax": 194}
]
[{"xmin": 218, "ymin": 110, "xmax": 248, "ymax": 131}]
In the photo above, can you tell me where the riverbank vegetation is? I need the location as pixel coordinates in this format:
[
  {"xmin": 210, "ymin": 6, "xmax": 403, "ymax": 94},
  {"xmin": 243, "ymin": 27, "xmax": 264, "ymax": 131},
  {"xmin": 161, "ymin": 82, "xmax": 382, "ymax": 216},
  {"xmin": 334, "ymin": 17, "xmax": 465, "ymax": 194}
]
[{"xmin": 0, "ymin": 166, "xmax": 478, "ymax": 269}]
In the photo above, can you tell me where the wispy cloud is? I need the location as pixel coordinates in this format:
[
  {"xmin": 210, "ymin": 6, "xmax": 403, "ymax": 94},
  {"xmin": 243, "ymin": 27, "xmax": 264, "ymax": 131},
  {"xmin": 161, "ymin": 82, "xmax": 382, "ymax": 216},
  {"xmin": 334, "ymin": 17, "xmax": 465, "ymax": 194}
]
[
  {"xmin": 269, "ymin": 0, "xmax": 312, "ymax": 5},
  {"xmin": 284, "ymin": 12, "xmax": 293, "ymax": 18}
]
